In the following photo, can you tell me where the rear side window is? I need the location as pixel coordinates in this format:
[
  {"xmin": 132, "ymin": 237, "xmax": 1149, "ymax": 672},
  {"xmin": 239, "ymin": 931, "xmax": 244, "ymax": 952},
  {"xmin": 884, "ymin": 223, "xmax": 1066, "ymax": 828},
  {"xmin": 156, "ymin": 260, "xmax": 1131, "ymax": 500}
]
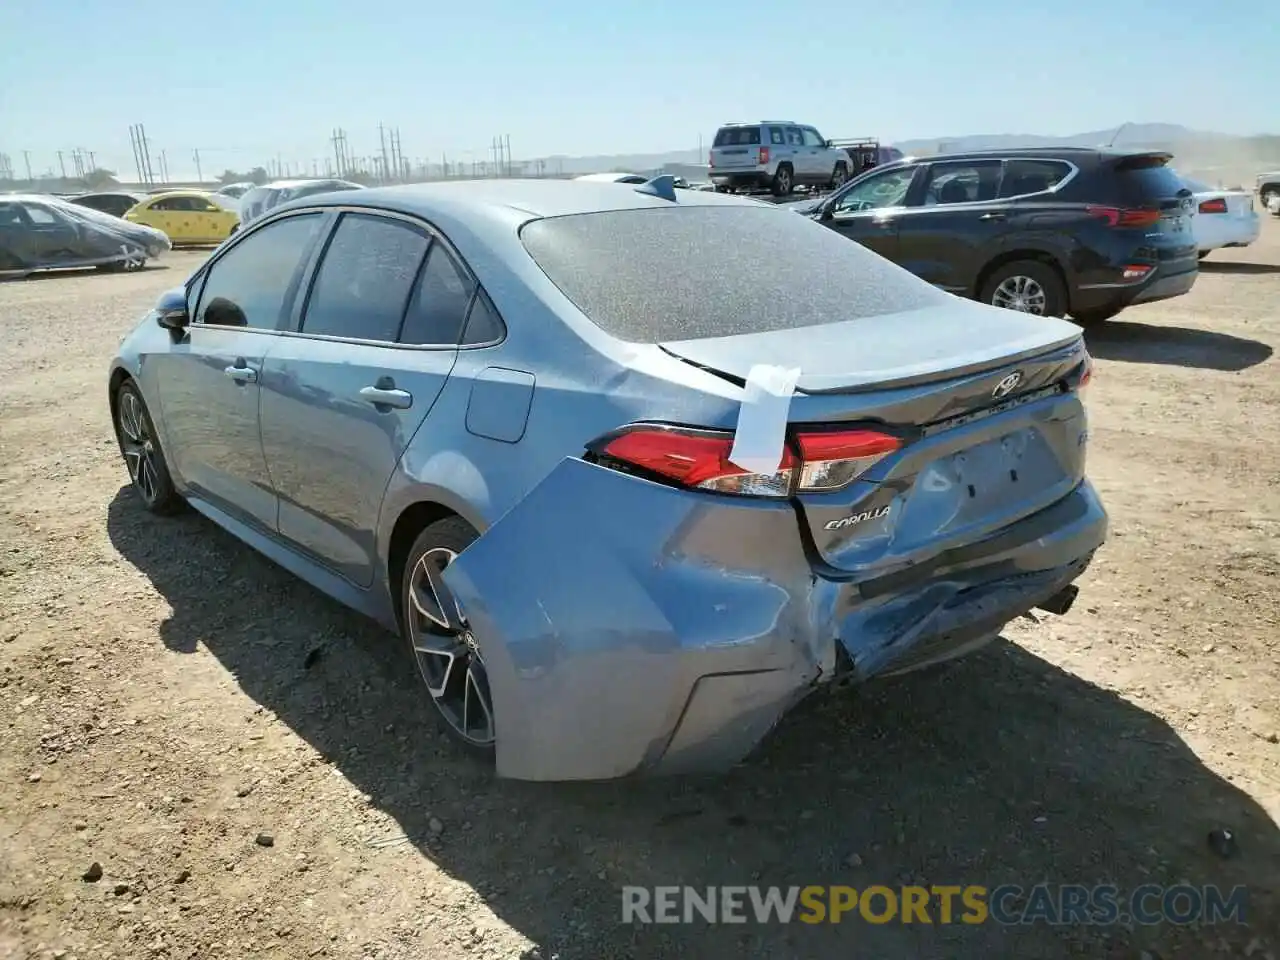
[
  {"xmin": 400, "ymin": 243, "xmax": 477, "ymax": 345},
  {"xmin": 461, "ymin": 291, "xmax": 505, "ymax": 345},
  {"xmin": 768, "ymin": 126, "xmax": 785, "ymax": 145},
  {"xmin": 520, "ymin": 206, "xmax": 943, "ymax": 342},
  {"xmin": 713, "ymin": 127, "xmax": 761, "ymax": 147},
  {"xmin": 302, "ymin": 213, "xmax": 429, "ymax": 341},
  {"xmin": 999, "ymin": 160, "xmax": 1072, "ymax": 198},
  {"xmin": 195, "ymin": 213, "xmax": 325, "ymax": 329}
]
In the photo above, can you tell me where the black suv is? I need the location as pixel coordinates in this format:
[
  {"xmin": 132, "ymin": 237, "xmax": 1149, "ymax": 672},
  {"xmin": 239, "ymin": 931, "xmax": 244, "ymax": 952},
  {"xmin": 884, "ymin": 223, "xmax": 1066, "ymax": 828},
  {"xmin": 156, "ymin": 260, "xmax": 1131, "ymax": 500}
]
[{"xmin": 791, "ymin": 147, "xmax": 1198, "ymax": 323}]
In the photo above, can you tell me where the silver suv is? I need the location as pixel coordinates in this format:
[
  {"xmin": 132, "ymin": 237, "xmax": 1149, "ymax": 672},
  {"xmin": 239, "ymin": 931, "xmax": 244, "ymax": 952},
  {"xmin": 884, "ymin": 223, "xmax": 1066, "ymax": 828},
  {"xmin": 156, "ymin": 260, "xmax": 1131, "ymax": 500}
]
[{"xmin": 708, "ymin": 121, "xmax": 851, "ymax": 196}]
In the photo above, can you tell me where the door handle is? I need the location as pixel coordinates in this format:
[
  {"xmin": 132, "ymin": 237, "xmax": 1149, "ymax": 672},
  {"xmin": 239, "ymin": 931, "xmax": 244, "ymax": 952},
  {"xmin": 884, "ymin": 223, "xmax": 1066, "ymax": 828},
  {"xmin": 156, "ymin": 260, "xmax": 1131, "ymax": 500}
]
[
  {"xmin": 224, "ymin": 364, "xmax": 258, "ymax": 384},
  {"xmin": 979, "ymin": 212, "xmax": 1006, "ymax": 221},
  {"xmin": 359, "ymin": 384, "xmax": 413, "ymax": 410}
]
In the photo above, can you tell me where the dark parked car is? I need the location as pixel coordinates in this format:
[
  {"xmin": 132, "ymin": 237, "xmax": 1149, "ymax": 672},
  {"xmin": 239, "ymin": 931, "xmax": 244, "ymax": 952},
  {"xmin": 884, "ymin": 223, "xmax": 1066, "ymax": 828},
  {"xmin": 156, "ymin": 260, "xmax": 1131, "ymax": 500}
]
[
  {"xmin": 70, "ymin": 191, "xmax": 146, "ymax": 218},
  {"xmin": 0, "ymin": 195, "xmax": 170, "ymax": 278},
  {"xmin": 790, "ymin": 147, "xmax": 1199, "ymax": 324}
]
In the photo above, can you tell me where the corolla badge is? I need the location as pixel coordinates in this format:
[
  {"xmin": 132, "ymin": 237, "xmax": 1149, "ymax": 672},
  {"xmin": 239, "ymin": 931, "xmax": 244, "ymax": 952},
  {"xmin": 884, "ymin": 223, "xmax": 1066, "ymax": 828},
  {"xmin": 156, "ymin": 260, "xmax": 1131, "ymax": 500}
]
[
  {"xmin": 824, "ymin": 505, "xmax": 891, "ymax": 531},
  {"xmin": 992, "ymin": 370, "xmax": 1024, "ymax": 399}
]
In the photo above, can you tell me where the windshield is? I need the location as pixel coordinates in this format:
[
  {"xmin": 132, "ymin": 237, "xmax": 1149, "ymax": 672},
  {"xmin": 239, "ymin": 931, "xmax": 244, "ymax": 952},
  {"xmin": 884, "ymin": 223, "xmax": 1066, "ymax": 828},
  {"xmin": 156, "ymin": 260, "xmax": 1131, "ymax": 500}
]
[{"xmin": 520, "ymin": 205, "xmax": 944, "ymax": 342}]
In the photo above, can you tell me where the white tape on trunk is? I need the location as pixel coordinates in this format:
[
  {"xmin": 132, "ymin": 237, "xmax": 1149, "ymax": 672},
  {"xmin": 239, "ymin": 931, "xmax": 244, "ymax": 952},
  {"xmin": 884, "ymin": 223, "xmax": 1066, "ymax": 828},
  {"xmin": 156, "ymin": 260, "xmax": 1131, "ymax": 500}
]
[{"xmin": 728, "ymin": 364, "xmax": 801, "ymax": 475}]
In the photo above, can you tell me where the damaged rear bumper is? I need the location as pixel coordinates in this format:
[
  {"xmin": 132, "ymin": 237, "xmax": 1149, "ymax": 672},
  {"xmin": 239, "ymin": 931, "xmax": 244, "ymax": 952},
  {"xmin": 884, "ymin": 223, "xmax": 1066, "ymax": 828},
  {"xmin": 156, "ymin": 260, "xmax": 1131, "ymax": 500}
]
[{"xmin": 442, "ymin": 458, "xmax": 1107, "ymax": 781}]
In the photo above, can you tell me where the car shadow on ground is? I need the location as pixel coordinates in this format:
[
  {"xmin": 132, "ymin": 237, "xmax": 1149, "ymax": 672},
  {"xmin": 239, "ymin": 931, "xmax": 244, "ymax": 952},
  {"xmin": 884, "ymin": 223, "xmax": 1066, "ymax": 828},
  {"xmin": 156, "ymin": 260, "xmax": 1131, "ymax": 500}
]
[
  {"xmin": 0, "ymin": 262, "xmax": 170, "ymax": 283},
  {"xmin": 1198, "ymin": 261, "xmax": 1280, "ymax": 276},
  {"xmin": 1084, "ymin": 322, "xmax": 1273, "ymax": 372},
  {"xmin": 106, "ymin": 489, "xmax": 1279, "ymax": 959}
]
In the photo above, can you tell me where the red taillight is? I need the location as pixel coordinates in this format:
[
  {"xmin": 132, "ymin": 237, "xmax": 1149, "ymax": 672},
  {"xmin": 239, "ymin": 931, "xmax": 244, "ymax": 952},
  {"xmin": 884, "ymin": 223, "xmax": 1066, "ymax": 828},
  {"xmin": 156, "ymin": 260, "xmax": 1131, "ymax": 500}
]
[
  {"xmin": 592, "ymin": 424, "xmax": 902, "ymax": 498},
  {"xmin": 793, "ymin": 428, "xmax": 902, "ymax": 492},
  {"xmin": 1121, "ymin": 263, "xmax": 1153, "ymax": 281},
  {"xmin": 1198, "ymin": 197, "xmax": 1228, "ymax": 214},
  {"xmin": 758, "ymin": 146, "xmax": 770, "ymax": 165},
  {"xmin": 1077, "ymin": 353, "xmax": 1093, "ymax": 391},
  {"xmin": 1085, "ymin": 205, "xmax": 1162, "ymax": 229}
]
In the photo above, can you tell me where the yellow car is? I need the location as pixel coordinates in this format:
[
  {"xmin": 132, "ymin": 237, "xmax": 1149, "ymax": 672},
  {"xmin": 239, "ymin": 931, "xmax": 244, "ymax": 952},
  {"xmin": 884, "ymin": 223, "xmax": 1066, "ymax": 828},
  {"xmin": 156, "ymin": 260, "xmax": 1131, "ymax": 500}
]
[{"xmin": 123, "ymin": 191, "xmax": 239, "ymax": 245}]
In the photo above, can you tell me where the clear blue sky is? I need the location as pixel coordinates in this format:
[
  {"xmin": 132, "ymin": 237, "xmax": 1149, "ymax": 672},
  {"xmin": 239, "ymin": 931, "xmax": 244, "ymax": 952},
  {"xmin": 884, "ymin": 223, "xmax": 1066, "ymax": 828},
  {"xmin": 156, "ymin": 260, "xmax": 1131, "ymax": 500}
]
[{"xmin": 1, "ymin": 0, "xmax": 1274, "ymax": 180}]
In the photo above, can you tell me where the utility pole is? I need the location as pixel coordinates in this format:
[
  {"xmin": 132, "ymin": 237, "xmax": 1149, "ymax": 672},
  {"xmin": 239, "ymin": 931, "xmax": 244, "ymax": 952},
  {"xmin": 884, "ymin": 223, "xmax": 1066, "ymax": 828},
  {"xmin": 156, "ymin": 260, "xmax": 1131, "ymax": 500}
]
[
  {"xmin": 379, "ymin": 123, "xmax": 389, "ymax": 183},
  {"xmin": 137, "ymin": 124, "xmax": 156, "ymax": 184},
  {"xmin": 129, "ymin": 126, "xmax": 143, "ymax": 182},
  {"xmin": 23, "ymin": 151, "xmax": 33, "ymax": 182},
  {"xmin": 505, "ymin": 134, "xmax": 511, "ymax": 176},
  {"xmin": 57, "ymin": 151, "xmax": 66, "ymax": 179},
  {"xmin": 88, "ymin": 150, "xmax": 96, "ymax": 170},
  {"xmin": 193, "ymin": 148, "xmax": 202, "ymax": 182}
]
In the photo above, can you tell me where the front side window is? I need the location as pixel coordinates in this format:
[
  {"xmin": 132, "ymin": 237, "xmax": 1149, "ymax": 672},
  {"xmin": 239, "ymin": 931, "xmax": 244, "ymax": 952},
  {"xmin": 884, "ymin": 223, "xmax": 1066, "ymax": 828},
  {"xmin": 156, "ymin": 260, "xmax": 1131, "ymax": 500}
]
[
  {"xmin": 150, "ymin": 197, "xmax": 190, "ymax": 212},
  {"xmin": 921, "ymin": 161, "xmax": 1003, "ymax": 206},
  {"xmin": 801, "ymin": 127, "xmax": 825, "ymax": 147},
  {"xmin": 830, "ymin": 166, "xmax": 917, "ymax": 214},
  {"xmin": 301, "ymin": 213, "xmax": 429, "ymax": 342},
  {"xmin": 195, "ymin": 213, "xmax": 325, "ymax": 329}
]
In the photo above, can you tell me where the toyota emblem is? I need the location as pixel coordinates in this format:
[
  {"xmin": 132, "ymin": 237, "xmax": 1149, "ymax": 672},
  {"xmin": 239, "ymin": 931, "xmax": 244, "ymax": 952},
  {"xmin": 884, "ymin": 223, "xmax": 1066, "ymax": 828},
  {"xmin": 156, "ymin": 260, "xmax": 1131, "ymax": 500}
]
[{"xmin": 992, "ymin": 371, "xmax": 1024, "ymax": 399}]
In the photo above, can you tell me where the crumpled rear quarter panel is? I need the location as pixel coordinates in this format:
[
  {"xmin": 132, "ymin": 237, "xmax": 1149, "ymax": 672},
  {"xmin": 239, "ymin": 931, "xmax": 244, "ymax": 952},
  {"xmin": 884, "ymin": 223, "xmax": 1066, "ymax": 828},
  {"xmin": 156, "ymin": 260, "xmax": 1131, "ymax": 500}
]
[{"xmin": 441, "ymin": 456, "xmax": 835, "ymax": 782}]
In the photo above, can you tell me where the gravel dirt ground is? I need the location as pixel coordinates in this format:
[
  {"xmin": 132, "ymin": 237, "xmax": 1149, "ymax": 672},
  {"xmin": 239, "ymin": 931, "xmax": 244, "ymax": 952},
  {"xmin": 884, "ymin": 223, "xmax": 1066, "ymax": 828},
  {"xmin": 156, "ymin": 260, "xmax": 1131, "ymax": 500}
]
[{"xmin": 2, "ymin": 225, "xmax": 1279, "ymax": 960}]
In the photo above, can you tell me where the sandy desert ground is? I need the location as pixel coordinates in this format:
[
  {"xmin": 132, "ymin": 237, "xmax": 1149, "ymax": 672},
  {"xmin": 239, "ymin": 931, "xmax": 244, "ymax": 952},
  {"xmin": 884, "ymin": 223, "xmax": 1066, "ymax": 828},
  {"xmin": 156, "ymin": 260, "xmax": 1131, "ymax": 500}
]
[{"xmin": 1, "ymin": 224, "xmax": 1278, "ymax": 959}]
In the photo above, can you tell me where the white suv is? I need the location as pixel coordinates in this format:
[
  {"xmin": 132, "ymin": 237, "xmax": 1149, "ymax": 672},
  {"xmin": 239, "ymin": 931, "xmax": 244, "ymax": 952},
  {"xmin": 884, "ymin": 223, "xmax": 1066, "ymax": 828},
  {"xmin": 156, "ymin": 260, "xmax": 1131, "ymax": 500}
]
[{"xmin": 708, "ymin": 121, "xmax": 851, "ymax": 196}]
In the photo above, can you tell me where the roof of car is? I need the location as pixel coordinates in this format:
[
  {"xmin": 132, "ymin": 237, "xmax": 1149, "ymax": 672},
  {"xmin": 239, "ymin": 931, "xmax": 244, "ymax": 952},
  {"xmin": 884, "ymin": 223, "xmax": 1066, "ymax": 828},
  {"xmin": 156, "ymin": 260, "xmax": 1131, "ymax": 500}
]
[
  {"xmin": 137, "ymin": 189, "xmax": 214, "ymax": 200},
  {"xmin": 291, "ymin": 177, "xmax": 773, "ymax": 223},
  {"xmin": 905, "ymin": 146, "xmax": 1173, "ymax": 164}
]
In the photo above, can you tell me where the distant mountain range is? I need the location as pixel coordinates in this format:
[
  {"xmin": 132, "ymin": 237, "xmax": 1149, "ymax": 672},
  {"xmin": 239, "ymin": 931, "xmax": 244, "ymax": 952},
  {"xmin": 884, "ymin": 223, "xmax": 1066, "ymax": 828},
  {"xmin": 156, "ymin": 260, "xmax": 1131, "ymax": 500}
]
[{"xmin": 537, "ymin": 123, "xmax": 1271, "ymax": 175}]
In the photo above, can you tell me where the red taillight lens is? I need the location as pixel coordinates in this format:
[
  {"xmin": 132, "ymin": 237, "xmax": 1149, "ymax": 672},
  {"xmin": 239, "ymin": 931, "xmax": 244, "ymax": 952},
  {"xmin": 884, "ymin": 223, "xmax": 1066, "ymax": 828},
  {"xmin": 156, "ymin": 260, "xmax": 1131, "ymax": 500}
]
[
  {"xmin": 597, "ymin": 426, "xmax": 795, "ymax": 497},
  {"xmin": 1086, "ymin": 205, "xmax": 1162, "ymax": 229},
  {"xmin": 758, "ymin": 146, "xmax": 770, "ymax": 165},
  {"xmin": 593, "ymin": 425, "xmax": 902, "ymax": 497},
  {"xmin": 1077, "ymin": 353, "xmax": 1093, "ymax": 391},
  {"xmin": 1198, "ymin": 197, "xmax": 1228, "ymax": 214},
  {"xmin": 793, "ymin": 428, "xmax": 902, "ymax": 492}
]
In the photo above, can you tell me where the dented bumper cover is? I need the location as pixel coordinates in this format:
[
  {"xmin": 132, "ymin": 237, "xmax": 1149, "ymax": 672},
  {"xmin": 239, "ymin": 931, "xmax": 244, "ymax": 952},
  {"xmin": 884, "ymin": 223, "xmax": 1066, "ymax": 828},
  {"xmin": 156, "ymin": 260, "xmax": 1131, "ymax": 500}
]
[{"xmin": 442, "ymin": 457, "xmax": 1107, "ymax": 782}]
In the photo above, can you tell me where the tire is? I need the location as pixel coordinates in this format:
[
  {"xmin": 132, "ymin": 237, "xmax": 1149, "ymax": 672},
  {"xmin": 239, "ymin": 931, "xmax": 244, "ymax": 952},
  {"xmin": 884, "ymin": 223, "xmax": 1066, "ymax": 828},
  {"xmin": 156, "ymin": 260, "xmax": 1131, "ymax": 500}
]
[
  {"xmin": 830, "ymin": 162, "xmax": 849, "ymax": 190},
  {"xmin": 1071, "ymin": 306, "xmax": 1122, "ymax": 325},
  {"xmin": 400, "ymin": 516, "xmax": 496, "ymax": 762},
  {"xmin": 1261, "ymin": 188, "xmax": 1278, "ymax": 212},
  {"xmin": 114, "ymin": 379, "xmax": 182, "ymax": 514},
  {"xmin": 978, "ymin": 260, "xmax": 1066, "ymax": 318},
  {"xmin": 770, "ymin": 164, "xmax": 794, "ymax": 197}
]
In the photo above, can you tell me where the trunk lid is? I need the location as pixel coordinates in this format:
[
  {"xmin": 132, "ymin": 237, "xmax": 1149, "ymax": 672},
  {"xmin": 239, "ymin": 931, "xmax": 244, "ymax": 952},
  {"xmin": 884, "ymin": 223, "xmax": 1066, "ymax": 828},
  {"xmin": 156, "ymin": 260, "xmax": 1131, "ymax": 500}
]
[
  {"xmin": 659, "ymin": 298, "xmax": 1081, "ymax": 394},
  {"xmin": 662, "ymin": 300, "xmax": 1089, "ymax": 576}
]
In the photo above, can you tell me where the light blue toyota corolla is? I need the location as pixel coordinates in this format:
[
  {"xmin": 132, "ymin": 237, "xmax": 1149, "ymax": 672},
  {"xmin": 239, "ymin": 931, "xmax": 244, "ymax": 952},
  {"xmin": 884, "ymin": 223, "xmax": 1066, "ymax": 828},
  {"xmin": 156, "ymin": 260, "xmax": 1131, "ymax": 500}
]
[{"xmin": 108, "ymin": 177, "xmax": 1107, "ymax": 781}]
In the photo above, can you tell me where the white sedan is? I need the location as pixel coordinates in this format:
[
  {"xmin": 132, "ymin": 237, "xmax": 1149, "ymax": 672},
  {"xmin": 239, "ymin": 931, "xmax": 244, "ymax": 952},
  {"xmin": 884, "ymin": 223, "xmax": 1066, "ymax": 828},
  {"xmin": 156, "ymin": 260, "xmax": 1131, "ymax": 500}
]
[{"xmin": 1182, "ymin": 176, "xmax": 1261, "ymax": 258}]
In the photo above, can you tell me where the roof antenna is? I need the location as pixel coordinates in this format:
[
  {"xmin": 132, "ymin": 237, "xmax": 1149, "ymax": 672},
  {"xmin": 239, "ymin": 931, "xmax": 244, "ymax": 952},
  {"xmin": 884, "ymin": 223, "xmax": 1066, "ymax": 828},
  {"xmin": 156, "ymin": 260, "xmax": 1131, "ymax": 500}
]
[
  {"xmin": 635, "ymin": 174, "xmax": 679, "ymax": 202},
  {"xmin": 1104, "ymin": 122, "xmax": 1129, "ymax": 148}
]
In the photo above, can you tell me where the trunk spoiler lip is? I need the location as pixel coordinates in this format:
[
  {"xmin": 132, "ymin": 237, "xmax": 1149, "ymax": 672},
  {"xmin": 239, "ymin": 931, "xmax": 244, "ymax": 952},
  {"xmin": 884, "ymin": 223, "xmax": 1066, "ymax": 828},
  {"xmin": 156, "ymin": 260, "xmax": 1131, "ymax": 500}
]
[{"xmin": 659, "ymin": 331, "xmax": 1086, "ymax": 396}]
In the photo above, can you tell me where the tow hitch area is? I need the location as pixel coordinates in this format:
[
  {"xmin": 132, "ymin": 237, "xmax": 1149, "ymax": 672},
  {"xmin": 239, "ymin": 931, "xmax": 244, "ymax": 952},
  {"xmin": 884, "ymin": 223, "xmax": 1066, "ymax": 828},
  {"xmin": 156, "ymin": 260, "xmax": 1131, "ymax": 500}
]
[{"xmin": 1035, "ymin": 584, "xmax": 1079, "ymax": 616}]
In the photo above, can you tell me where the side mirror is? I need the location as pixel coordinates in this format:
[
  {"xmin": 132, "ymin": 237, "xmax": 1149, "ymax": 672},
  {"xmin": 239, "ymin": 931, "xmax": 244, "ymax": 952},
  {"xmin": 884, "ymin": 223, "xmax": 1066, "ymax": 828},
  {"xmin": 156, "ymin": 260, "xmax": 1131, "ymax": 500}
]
[{"xmin": 155, "ymin": 288, "xmax": 189, "ymax": 330}]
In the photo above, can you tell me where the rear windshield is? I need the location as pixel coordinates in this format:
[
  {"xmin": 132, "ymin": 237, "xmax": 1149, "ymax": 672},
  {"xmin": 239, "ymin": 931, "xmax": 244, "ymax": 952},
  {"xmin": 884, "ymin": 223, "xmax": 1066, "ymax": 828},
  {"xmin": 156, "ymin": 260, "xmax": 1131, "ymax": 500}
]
[
  {"xmin": 713, "ymin": 127, "xmax": 761, "ymax": 147},
  {"xmin": 520, "ymin": 206, "xmax": 945, "ymax": 342},
  {"xmin": 1112, "ymin": 157, "xmax": 1188, "ymax": 203}
]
